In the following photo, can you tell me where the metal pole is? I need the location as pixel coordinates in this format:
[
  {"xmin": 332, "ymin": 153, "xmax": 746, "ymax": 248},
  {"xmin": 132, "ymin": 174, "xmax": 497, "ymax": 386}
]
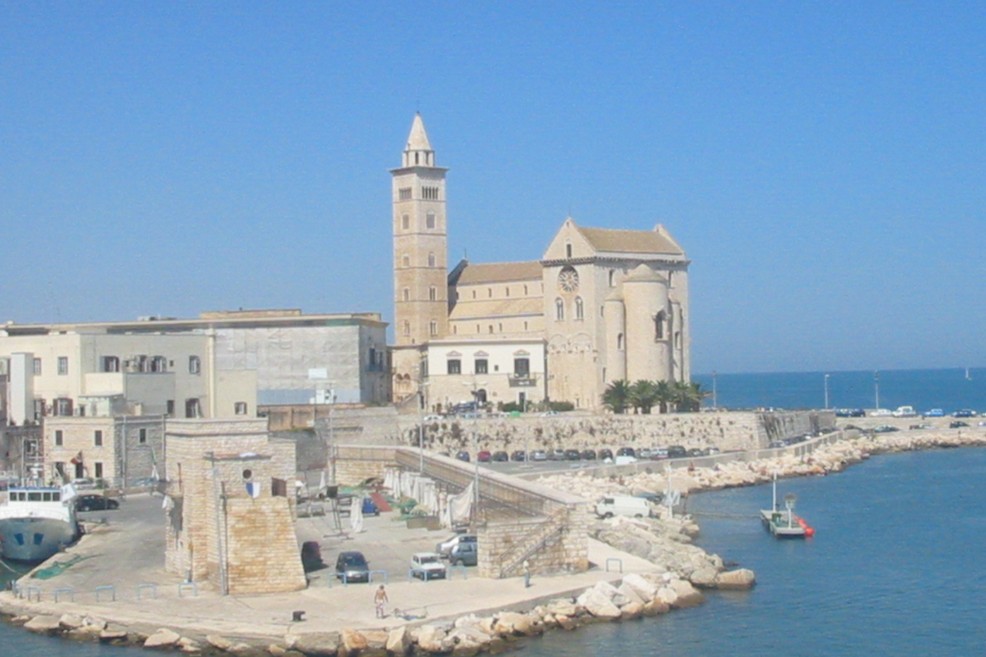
[
  {"xmin": 824, "ymin": 374, "xmax": 830, "ymax": 410},
  {"xmin": 874, "ymin": 371, "xmax": 880, "ymax": 410},
  {"xmin": 418, "ymin": 392, "xmax": 424, "ymax": 474},
  {"xmin": 712, "ymin": 371, "xmax": 717, "ymax": 410},
  {"xmin": 473, "ymin": 427, "xmax": 479, "ymax": 513}
]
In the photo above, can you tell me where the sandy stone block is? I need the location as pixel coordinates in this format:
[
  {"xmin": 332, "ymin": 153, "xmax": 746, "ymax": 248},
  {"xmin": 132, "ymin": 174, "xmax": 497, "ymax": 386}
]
[
  {"xmin": 715, "ymin": 568, "xmax": 756, "ymax": 590},
  {"xmin": 385, "ymin": 626, "xmax": 411, "ymax": 655},
  {"xmin": 291, "ymin": 632, "xmax": 341, "ymax": 656},
  {"xmin": 24, "ymin": 615, "xmax": 63, "ymax": 634},
  {"xmin": 144, "ymin": 628, "xmax": 182, "ymax": 649}
]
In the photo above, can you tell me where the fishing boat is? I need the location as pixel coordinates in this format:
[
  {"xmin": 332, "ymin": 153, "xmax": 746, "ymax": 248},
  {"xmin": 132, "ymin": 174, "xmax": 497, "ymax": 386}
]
[
  {"xmin": 0, "ymin": 484, "xmax": 80, "ymax": 563},
  {"xmin": 760, "ymin": 473, "xmax": 814, "ymax": 539}
]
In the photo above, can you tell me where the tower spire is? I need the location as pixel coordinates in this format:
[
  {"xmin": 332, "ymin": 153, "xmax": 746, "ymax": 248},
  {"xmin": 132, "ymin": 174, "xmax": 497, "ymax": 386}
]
[{"xmin": 403, "ymin": 113, "xmax": 435, "ymax": 167}]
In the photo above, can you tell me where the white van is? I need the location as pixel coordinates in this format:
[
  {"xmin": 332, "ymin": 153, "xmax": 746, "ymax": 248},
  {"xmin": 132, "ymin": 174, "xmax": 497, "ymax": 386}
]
[{"xmin": 595, "ymin": 495, "xmax": 651, "ymax": 519}]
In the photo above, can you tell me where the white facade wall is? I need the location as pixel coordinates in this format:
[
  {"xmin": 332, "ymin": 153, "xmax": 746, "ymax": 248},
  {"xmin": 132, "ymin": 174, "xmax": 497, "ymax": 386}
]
[{"xmin": 424, "ymin": 340, "xmax": 546, "ymax": 411}]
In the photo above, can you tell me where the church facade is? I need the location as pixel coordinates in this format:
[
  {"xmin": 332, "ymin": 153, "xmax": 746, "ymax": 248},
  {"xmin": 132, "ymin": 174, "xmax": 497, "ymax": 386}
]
[{"xmin": 391, "ymin": 114, "xmax": 691, "ymax": 412}]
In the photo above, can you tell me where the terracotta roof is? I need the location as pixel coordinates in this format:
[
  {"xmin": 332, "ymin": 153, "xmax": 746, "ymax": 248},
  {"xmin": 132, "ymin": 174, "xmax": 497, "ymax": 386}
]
[
  {"xmin": 577, "ymin": 226, "xmax": 682, "ymax": 255},
  {"xmin": 454, "ymin": 261, "xmax": 543, "ymax": 285},
  {"xmin": 449, "ymin": 297, "xmax": 543, "ymax": 321}
]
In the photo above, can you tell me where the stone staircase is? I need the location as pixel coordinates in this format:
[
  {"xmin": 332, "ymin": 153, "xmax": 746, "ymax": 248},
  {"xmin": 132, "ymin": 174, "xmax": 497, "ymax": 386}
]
[{"xmin": 496, "ymin": 509, "xmax": 568, "ymax": 578}]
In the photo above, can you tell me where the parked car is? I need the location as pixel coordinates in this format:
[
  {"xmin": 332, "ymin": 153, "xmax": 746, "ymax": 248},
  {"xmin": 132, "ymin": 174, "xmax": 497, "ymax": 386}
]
[
  {"xmin": 492, "ymin": 451, "xmax": 509, "ymax": 462},
  {"xmin": 595, "ymin": 495, "xmax": 651, "ymax": 519},
  {"xmin": 580, "ymin": 449, "xmax": 597, "ymax": 460},
  {"xmin": 455, "ymin": 451, "xmax": 471, "ymax": 462},
  {"xmin": 447, "ymin": 541, "xmax": 478, "ymax": 567},
  {"xmin": 510, "ymin": 450, "xmax": 528, "ymax": 462},
  {"xmin": 949, "ymin": 421, "xmax": 969, "ymax": 429},
  {"xmin": 768, "ymin": 440, "xmax": 786, "ymax": 449},
  {"xmin": 687, "ymin": 447, "xmax": 705, "ymax": 457},
  {"xmin": 531, "ymin": 450, "xmax": 548, "ymax": 462},
  {"xmin": 616, "ymin": 447, "xmax": 635, "ymax": 457},
  {"xmin": 75, "ymin": 494, "xmax": 119, "ymax": 512},
  {"xmin": 477, "ymin": 450, "xmax": 492, "ymax": 462},
  {"xmin": 410, "ymin": 552, "xmax": 447, "ymax": 580},
  {"xmin": 335, "ymin": 550, "xmax": 370, "ymax": 583},
  {"xmin": 667, "ymin": 445, "xmax": 687, "ymax": 458},
  {"xmin": 435, "ymin": 533, "xmax": 477, "ymax": 557},
  {"xmin": 953, "ymin": 409, "xmax": 977, "ymax": 418},
  {"xmin": 598, "ymin": 448, "xmax": 614, "ymax": 461},
  {"xmin": 923, "ymin": 408, "xmax": 945, "ymax": 417},
  {"xmin": 873, "ymin": 425, "xmax": 899, "ymax": 433},
  {"xmin": 564, "ymin": 449, "xmax": 581, "ymax": 461},
  {"xmin": 638, "ymin": 448, "xmax": 653, "ymax": 459},
  {"xmin": 548, "ymin": 449, "xmax": 566, "ymax": 461},
  {"xmin": 300, "ymin": 541, "xmax": 324, "ymax": 573}
]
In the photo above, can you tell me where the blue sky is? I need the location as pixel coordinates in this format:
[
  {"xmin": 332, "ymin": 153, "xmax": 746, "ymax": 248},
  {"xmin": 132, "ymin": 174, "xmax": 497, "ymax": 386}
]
[{"xmin": 2, "ymin": 3, "xmax": 984, "ymax": 375}]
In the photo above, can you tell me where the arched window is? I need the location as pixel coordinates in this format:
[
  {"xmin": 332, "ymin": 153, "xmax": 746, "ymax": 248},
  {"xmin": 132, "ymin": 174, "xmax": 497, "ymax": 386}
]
[
  {"xmin": 430, "ymin": 321, "xmax": 438, "ymax": 336},
  {"xmin": 429, "ymin": 286, "xmax": 437, "ymax": 301},
  {"xmin": 188, "ymin": 356, "xmax": 201, "ymax": 375},
  {"xmin": 608, "ymin": 270, "xmax": 616, "ymax": 287},
  {"xmin": 402, "ymin": 253, "xmax": 410, "ymax": 268},
  {"xmin": 402, "ymin": 214, "xmax": 409, "ymax": 230},
  {"xmin": 566, "ymin": 243, "xmax": 573, "ymax": 258},
  {"xmin": 426, "ymin": 211, "xmax": 436, "ymax": 229},
  {"xmin": 617, "ymin": 333, "xmax": 624, "ymax": 350},
  {"xmin": 575, "ymin": 296, "xmax": 584, "ymax": 320},
  {"xmin": 402, "ymin": 288, "xmax": 410, "ymax": 302},
  {"xmin": 655, "ymin": 311, "xmax": 666, "ymax": 340},
  {"xmin": 523, "ymin": 285, "xmax": 528, "ymax": 295},
  {"xmin": 428, "ymin": 252, "xmax": 436, "ymax": 267},
  {"xmin": 555, "ymin": 298, "xmax": 565, "ymax": 321},
  {"xmin": 402, "ymin": 321, "xmax": 410, "ymax": 337}
]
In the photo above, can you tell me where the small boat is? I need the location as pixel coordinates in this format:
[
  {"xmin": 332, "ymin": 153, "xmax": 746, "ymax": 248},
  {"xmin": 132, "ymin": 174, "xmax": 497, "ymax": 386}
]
[
  {"xmin": 760, "ymin": 473, "xmax": 814, "ymax": 539},
  {"xmin": 0, "ymin": 484, "xmax": 80, "ymax": 563}
]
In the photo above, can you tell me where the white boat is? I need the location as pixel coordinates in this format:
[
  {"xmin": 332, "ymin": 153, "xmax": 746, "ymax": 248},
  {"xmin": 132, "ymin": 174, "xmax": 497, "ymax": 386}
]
[{"xmin": 0, "ymin": 485, "xmax": 80, "ymax": 563}]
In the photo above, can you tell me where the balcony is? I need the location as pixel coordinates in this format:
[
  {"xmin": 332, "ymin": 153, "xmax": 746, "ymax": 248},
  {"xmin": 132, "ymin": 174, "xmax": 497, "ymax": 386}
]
[{"xmin": 508, "ymin": 374, "xmax": 538, "ymax": 388}]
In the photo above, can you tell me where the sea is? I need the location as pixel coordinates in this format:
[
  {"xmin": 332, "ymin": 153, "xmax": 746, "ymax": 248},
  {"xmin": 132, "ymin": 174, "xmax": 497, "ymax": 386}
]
[{"xmin": 1, "ymin": 367, "xmax": 984, "ymax": 656}]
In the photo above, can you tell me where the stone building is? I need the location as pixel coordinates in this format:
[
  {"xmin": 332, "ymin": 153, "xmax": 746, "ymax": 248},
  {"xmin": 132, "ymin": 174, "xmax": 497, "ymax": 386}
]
[
  {"xmin": 44, "ymin": 415, "xmax": 165, "ymax": 487},
  {"xmin": 163, "ymin": 419, "xmax": 304, "ymax": 595},
  {"xmin": 391, "ymin": 114, "xmax": 691, "ymax": 411}
]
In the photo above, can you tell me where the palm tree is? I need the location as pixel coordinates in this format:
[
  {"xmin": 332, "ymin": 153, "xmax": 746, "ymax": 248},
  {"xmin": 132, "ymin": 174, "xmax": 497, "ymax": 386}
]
[
  {"xmin": 629, "ymin": 379, "xmax": 660, "ymax": 414},
  {"xmin": 602, "ymin": 380, "xmax": 631, "ymax": 414},
  {"xmin": 672, "ymin": 381, "xmax": 706, "ymax": 412},
  {"xmin": 655, "ymin": 380, "xmax": 674, "ymax": 414}
]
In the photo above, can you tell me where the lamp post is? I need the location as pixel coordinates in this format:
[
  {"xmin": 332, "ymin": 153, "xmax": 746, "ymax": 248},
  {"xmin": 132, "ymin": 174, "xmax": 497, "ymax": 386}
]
[
  {"xmin": 712, "ymin": 371, "xmax": 718, "ymax": 410},
  {"xmin": 824, "ymin": 373, "xmax": 830, "ymax": 410},
  {"xmin": 874, "ymin": 371, "xmax": 880, "ymax": 411}
]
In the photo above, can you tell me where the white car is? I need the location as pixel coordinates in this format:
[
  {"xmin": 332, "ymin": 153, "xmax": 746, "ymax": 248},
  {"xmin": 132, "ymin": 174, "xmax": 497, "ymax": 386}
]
[{"xmin": 410, "ymin": 552, "xmax": 447, "ymax": 580}]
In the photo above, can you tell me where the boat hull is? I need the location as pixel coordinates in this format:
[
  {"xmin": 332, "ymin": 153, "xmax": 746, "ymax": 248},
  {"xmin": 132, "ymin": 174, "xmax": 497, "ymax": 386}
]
[{"xmin": 0, "ymin": 517, "xmax": 79, "ymax": 563}]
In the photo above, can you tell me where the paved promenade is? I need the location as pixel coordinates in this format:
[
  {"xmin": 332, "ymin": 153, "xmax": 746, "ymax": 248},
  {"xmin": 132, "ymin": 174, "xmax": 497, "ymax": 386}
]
[{"xmin": 0, "ymin": 494, "xmax": 659, "ymax": 643}]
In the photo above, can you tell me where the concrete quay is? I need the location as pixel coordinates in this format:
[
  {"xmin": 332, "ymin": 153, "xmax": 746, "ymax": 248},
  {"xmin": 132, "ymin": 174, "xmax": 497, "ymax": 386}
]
[{"xmin": 0, "ymin": 493, "xmax": 678, "ymax": 652}]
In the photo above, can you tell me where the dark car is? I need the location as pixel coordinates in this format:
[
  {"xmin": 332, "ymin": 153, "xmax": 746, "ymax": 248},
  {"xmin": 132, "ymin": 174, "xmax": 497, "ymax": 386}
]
[
  {"xmin": 953, "ymin": 409, "xmax": 977, "ymax": 418},
  {"xmin": 492, "ymin": 450, "xmax": 509, "ymax": 462},
  {"xmin": 598, "ymin": 448, "xmax": 614, "ymax": 461},
  {"xmin": 75, "ymin": 494, "xmax": 120, "ymax": 512},
  {"xmin": 580, "ymin": 449, "xmax": 597, "ymax": 460},
  {"xmin": 510, "ymin": 450, "xmax": 527, "ymax": 462},
  {"xmin": 455, "ymin": 450, "xmax": 471, "ymax": 462},
  {"xmin": 335, "ymin": 550, "xmax": 370, "ymax": 583},
  {"xmin": 949, "ymin": 420, "xmax": 969, "ymax": 429},
  {"xmin": 301, "ymin": 541, "xmax": 324, "ymax": 573},
  {"xmin": 667, "ymin": 445, "xmax": 687, "ymax": 458},
  {"xmin": 547, "ymin": 449, "xmax": 565, "ymax": 461},
  {"xmin": 564, "ymin": 449, "xmax": 581, "ymax": 461},
  {"xmin": 616, "ymin": 447, "xmax": 636, "ymax": 457},
  {"xmin": 687, "ymin": 447, "xmax": 705, "ymax": 457},
  {"xmin": 448, "ymin": 541, "xmax": 478, "ymax": 567}
]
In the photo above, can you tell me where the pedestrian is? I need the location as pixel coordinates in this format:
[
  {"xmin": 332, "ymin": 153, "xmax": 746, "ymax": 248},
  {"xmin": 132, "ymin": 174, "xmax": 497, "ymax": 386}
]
[
  {"xmin": 374, "ymin": 584, "xmax": 389, "ymax": 618},
  {"xmin": 523, "ymin": 560, "xmax": 531, "ymax": 588}
]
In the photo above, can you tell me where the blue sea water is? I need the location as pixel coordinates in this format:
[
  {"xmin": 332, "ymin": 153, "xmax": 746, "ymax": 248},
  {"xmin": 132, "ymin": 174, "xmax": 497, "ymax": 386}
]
[
  {"xmin": 526, "ymin": 446, "xmax": 986, "ymax": 656},
  {"xmin": 693, "ymin": 367, "xmax": 986, "ymax": 413}
]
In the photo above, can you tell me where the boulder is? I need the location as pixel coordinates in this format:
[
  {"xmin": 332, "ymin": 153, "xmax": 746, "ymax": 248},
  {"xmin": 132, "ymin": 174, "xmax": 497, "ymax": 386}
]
[
  {"xmin": 447, "ymin": 624, "xmax": 491, "ymax": 656},
  {"xmin": 413, "ymin": 625, "xmax": 450, "ymax": 653},
  {"xmin": 340, "ymin": 629, "xmax": 367, "ymax": 656},
  {"xmin": 10, "ymin": 615, "xmax": 31, "ymax": 625},
  {"xmin": 620, "ymin": 573, "xmax": 658, "ymax": 601},
  {"xmin": 615, "ymin": 583, "xmax": 646, "ymax": 606},
  {"xmin": 555, "ymin": 614, "xmax": 579, "ymax": 630},
  {"xmin": 208, "ymin": 635, "xmax": 235, "ymax": 651},
  {"xmin": 79, "ymin": 616, "xmax": 108, "ymax": 635},
  {"xmin": 669, "ymin": 579, "xmax": 704, "ymax": 608},
  {"xmin": 291, "ymin": 632, "xmax": 341, "ymax": 657},
  {"xmin": 545, "ymin": 598, "xmax": 578, "ymax": 617},
  {"xmin": 269, "ymin": 645, "xmax": 288, "ymax": 657},
  {"xmin": 385, "ymin": 626, "xmax": 411, "ymax": 656},
  {"xmin": 360, "ymin": 630, "xmax": 389, "ymax": 656},
  {"xmin": 689, "ymin": 566, "xmax": 719, "ymax": 589},
  {"xmin": 24, "ymin": 615, "xmax": 63, "ymax": 634},
  {"xmin": 619, "ymin": 601, "xmax": 644, "ymax": 620},
  {"xmin": 178, "ymin": 637, "xmax": 203, "ymax": 653},
  {"xmin": 99, "ymin": 628, "xmax": 130, "ymax": 643},
  {"xmin": 576, "ymin": 588, "xmax": 621, "ymax": 620},
  {"xmin": 58, "ymin": 613, "xmax": 84, "ymax": 630},
  {"xmin": 715, "ymin": 568, "xmax": 756, "ymax": 590},
  {"xmin": 144, "ymin": 629, "xmax": 182, "ymax": 649},
  {"xmin": 641, "ymin": 598, "xmax": 670, "ymax": 616},
  {"xmin": 493, "ymin": 611, "xmax": 536, "ymax": 636},
  {"xmin": 230, "ymin": 643, "xmax": 266, "ymax": 657}
]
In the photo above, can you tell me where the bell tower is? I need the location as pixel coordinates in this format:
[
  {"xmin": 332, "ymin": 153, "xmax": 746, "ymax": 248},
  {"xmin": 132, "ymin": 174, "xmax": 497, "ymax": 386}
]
[{"xmin": 391, "ymin": 113, "xmax": 449, "ymax": 347}]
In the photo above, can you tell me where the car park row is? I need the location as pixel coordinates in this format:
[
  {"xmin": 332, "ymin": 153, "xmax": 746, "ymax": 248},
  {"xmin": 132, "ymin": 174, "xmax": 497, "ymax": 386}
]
[{"xmin": 451, "ymin": 445, "xmax": 721, "ymax": 464}]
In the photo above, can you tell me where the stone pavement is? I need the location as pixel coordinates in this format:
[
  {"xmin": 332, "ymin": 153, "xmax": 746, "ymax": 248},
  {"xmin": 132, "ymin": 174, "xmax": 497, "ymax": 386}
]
[{"xmin": 0, "ymin": 494, "xmax": 661, "ymax": 643}]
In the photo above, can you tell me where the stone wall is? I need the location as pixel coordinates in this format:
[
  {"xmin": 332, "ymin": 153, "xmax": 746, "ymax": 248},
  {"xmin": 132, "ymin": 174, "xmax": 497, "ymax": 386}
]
[
  {"xmin": 389, "ymin": 411, "xmax": 835, "ymax": 455},
  {"xmin": 223, "ymin": 497, "xmax": 306, "ymax": 594}
]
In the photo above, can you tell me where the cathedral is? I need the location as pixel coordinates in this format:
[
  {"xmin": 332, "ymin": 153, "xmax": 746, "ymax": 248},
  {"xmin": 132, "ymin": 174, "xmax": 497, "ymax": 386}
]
[{"xmin": 390, "ymin": 114, "xmax": 691, "ymax": 412}]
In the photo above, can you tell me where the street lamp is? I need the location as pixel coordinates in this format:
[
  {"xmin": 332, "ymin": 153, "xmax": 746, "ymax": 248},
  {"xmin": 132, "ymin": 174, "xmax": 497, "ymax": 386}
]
[
  {"xmin": 712, "ymin": 371, "xmax": 718, "ymax": 410},
  {"xmin": 874, "ymin": 371, "xmax": 880, "ymax": 411},
  {"xmin": 824, "ymin": 373, "xmax": 830, "ymax": 410}
]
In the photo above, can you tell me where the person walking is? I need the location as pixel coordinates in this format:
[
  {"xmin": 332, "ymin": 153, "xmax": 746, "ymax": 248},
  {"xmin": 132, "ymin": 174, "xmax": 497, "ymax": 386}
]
[{"xmin": 374, "ymin": 584, "xmax": 389, "ymax": 618}]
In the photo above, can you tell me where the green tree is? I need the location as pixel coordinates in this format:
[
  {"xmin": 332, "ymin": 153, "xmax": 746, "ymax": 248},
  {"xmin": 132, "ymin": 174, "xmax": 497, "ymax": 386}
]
[
  {"xmin": 602, "ymin": 380, "xmax": 631, "ymax": 414},
  {"xmin": 673, "ymin": 381, "xmax": 706, "ymax": 412},
  {"xmin": 655, "ymin": 380, "xmax": 675, "ymax": 414},
  {"xmin": 629, "ymin": 379, "xmax": 660, "ymax": 414}
]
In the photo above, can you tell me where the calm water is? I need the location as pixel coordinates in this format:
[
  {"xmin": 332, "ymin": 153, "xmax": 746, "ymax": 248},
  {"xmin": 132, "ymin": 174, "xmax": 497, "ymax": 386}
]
[
  {"xmin": 693, "ymin": 367, "xmax": 986, "ymax": 413},
  {"xmin": 527, "ymin": 446, "xmax": 986, "ymax": 656}
]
